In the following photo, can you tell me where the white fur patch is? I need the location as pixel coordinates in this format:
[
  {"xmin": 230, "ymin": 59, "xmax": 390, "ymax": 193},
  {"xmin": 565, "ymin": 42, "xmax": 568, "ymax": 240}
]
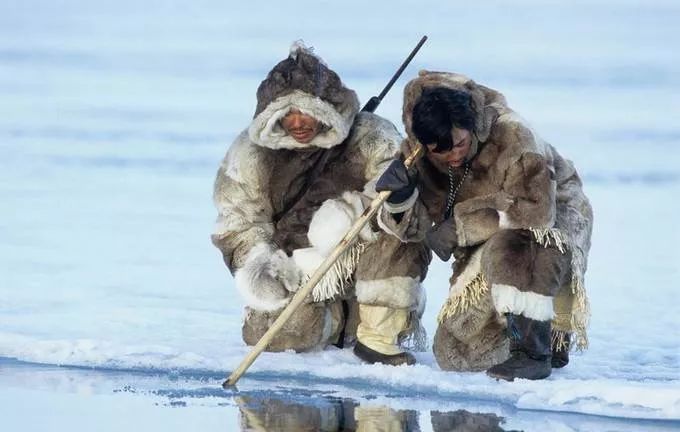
[
  {"xmin": 289, "ymin": 193, "xmax": 375, "ymax": 303},
  {"xmin": 491, "ymin": 283, "xmax": 555, "ymax": 321},
  {"xmin": 292, "ymin": 243, "xmax": 364, "ymax": 302},
  {"xmin": 498, "ymin": 210, "xmax": 512, "ymax": 229},
  {"xmin": 341, "ymin": 191, "xmax": 377, "ymax": 243},
  {"xmin": 307, "ymin": 193, "xmax": 375, "ymax": 252},
  {"xmin": 248, "ymin": 90, "xmax": 353, "ymax": 150},
  {"xmin": 356, "ymin": 276, "xmax": 422, "ymax": 309},
  {"xmin": 449, "ymin": 246, "xmax": 484, "ymax": 297},
  {"xmin": 307, "ymin": 199, "xmax": 354, "ymax": 254},
  {"xmin": 234, "ymin": 243, "xmax": 290, "ymax": 311}
]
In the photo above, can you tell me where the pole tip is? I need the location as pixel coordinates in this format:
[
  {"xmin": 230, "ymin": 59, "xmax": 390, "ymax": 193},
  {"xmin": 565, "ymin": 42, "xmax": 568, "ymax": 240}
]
[{"xmin": 222, "ymin": 378, "xmax": 237, "ymax": 389}]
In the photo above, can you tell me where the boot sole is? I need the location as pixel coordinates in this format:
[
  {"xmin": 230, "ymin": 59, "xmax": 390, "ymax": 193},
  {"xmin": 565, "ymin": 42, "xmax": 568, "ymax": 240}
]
[
  {"xmin": 353, "ymin": 342, "xmax": 415, "ymax": 366},
  {"xmin": 486, "ymin": 370, "xmax": 515, "ymax": 382},
  {"xmin": 486, "ymin": 369, "xmax": 551, "ymax": 381}
]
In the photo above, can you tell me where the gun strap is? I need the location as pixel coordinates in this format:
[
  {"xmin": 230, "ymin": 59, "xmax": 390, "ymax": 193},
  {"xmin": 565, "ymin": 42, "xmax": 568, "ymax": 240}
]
[{"xmin": 272, "ymin": 147, "xmax": 334, "ymax": 225}]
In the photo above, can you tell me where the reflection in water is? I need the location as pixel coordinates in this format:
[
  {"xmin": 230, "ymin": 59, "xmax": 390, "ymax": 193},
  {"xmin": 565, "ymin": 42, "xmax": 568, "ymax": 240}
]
[
  {"xmin": 431, "ymin": 410, "xmax": 512, "ymax": 432},
  {"xmin": 236, "ymin": 394, "xmax": 513, "ymax": 432},
  {"xmin": 236, "ymin": 395, "xmax": 357, "ymax": 432}
]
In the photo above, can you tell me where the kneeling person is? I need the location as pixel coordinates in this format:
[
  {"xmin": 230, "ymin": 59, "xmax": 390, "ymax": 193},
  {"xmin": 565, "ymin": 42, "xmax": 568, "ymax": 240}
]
[
  {"xmin": 211, "ymin": 43, "xmax": 430, "ymax": 365},
  {"xmin": 376, "ymin": 71, "xmax": 593, "ymax": 380}
]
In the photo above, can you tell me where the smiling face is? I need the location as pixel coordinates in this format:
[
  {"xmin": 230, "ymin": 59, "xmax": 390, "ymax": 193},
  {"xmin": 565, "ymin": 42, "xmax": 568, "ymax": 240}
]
[
  {"xmin": 280, "ymin": 108, "xmax": 321, "ymax": 144},
  {"xmin": 425, "ymin": 127, "xmax": 472, "ymax": 170}
]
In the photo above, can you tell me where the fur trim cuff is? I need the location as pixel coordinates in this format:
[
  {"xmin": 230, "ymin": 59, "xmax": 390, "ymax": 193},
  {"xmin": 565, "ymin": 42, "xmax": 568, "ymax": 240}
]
[
  {"xmin": 249, "ymin": 90, "xmax": 354, "ymax": 150},
  {"xmin": 491, "ymin": 283, "xmax": 554, "ymax": 321},
  {"xmin": 383, "ymin": 188, "xmax": 419, "ymax": 214},
  {"xmin": 234, "ymin": 243, "xmax": 292, "ymax": 311},
  {"xmin": 356, "ymin": 276, "xmax": 422, "ymax": 309},
  {"xmin": 376, "ymin": 207, "xmax": 403, "ymax": 240}
]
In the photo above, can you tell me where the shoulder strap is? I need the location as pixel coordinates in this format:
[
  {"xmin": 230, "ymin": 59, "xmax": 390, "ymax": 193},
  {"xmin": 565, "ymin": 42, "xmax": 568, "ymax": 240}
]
[{"xmin": 272, "ymin": 148, "xmax": 335, "ymax": 224}]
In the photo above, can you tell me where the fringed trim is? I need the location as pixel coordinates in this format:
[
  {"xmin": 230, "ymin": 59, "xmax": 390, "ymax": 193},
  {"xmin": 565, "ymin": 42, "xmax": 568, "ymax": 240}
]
[
  {"xmin": 530, "ymin": 227, "xmax": 567, "ymax": 253},
  {"xmin": 551, "ymin": 329, "xmax": 571, "ymax": 352},
  {"xmin": 434, "ymin": 229, "xmax": 591, "ymax": 352},
  {"xmin": 306, "ymin": 242, "xmax": 366, "ymax": 302},
  {"xmin": 437, "ymin": 273, "xmax": 489, "ymax": 324},
  {"xmin": 532, "ymin": 227, "xmax": 591, "ymax": 350},
  {"xmin": 399, "ymin": 311, "xmax": 428, "ymax": 352},
  {"xmin": 569, "ymin": 274, "xmax": 591, "ymax": 351}
]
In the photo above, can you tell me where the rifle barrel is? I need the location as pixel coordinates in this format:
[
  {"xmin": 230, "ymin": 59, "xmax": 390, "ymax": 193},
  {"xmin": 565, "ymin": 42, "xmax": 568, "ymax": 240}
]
[
  {"xmin": 377, "ymin": 35, "xmax": 428, "ymax": 101},
  {"xmin": 360, "ymin": 36, "xmax": 427, "ymax": 113}
]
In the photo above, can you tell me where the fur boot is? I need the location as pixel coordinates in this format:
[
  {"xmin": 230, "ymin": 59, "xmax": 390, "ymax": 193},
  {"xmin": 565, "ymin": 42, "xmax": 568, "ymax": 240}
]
[{"xmin": 486, "ymin": 313, "xmax": 552, "ymax": 381}]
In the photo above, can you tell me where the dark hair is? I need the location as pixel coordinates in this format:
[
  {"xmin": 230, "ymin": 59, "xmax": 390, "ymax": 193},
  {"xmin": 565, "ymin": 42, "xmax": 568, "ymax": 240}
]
[{"xmin": 412, "ymin": 87, "xmax": 477, "ymax": 153}]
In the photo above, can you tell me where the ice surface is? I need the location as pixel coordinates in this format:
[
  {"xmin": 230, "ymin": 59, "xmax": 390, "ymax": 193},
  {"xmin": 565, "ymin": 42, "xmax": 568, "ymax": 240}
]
[{"xmin": 1, "ymin": 0, "xmax": 679, "ymax": 429}]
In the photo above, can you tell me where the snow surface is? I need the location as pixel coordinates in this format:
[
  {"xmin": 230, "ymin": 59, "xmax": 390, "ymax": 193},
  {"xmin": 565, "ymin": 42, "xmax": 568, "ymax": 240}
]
[{"xmin": 1, "ymin": 0, "xmax": 679, "ymax": 430}]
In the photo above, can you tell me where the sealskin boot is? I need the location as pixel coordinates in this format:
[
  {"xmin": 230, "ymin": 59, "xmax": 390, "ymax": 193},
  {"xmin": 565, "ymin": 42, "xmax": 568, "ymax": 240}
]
[
  {"xmin": 486, "ymin": 314, "xmax": 552, "ymax": 381},
  {"xmin": 551, "ymin": 334, "xmax": 570, "ymax": 369},
  {"xmin": 353, "ymin": 341, "xmax": 416, "ymax": 366}
]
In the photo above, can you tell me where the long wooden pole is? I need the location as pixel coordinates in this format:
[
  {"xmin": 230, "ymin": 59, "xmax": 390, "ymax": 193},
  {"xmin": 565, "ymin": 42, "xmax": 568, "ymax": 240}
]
[{"xmin": 223, "ymin": 144, "xmax": 423, "ymax": 388}]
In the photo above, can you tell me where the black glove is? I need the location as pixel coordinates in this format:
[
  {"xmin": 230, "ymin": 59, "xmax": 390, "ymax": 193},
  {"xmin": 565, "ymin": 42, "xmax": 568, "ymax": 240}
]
[
  {"xmin": 425, "ymin": 218, "xmax": 458, "ymax": 261},
  {"xmin": 376, "ymin": 160, "xmax": 418, "ymax": 204}
]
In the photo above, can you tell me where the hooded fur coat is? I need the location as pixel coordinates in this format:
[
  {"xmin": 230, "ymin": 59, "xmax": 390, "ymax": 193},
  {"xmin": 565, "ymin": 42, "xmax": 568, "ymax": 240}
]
[
  {"xmin": 212, "ymin": 44, "xmax": 429, "ymax": 352},
  {"xmin": 379, "ymin": 71, "xmax": 593, "ymax": 370}
]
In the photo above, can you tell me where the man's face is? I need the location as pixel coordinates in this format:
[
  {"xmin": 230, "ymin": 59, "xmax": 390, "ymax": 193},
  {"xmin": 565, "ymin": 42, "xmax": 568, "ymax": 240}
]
[
  {"xmin": 425, "ymin": 127, "xmax": 472, "ymax": 170},
  {"xmin": 280, "ymin": 108, "xmax": 321, "ymax": 144}
]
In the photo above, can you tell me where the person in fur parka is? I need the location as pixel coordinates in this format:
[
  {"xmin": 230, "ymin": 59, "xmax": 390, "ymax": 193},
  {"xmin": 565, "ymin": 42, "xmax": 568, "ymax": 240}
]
[
  {"xmin": 211, "ymin": 42, "xmax": 430, "ymax": 365},
  {"xmin": 376, "ymin": 71, "xmax": 593, "ymax": 380}
]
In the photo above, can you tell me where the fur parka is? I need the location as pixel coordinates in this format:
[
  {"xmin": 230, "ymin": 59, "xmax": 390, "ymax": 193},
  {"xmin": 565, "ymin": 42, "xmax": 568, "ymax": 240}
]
[
  {"xmin": 212, "ymin": 44, "xmax": 429, "ymax": 351},
  {"xmin": 379, "ymin": 71, "xmax": 593, "ymax": 368}
]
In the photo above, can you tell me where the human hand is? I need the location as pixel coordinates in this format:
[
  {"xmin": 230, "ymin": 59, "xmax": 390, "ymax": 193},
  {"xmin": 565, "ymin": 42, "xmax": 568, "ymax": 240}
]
[
  {"xmin": 425, "ymin": 218, "xmax": 458, "ymax": 261},
  {"xmin": 267, "ymin": 249, "xmax": 304, "ymax": 292},
  {"xmin": 376, "ymin": 160, "xmax": 418, "ymax": 205},
  {"xmin": 235, "ymin": 244, "xmax": 303, "ymax": 311}
]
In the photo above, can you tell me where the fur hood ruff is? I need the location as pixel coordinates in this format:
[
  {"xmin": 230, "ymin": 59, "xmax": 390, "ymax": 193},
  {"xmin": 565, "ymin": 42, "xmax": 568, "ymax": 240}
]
[{"xmin": 248, "ymin": 42, "xmax": 360, "ymax": 150}]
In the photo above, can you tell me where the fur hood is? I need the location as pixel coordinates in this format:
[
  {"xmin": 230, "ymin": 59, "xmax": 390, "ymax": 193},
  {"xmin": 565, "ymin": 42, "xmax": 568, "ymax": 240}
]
[
  {"xmin": 401, "ymin": 70, "xmax": 507, "ymax": 162},
  {"xmin": 248, "ymin": 42, "xmax": 360, "ymax": 150}
]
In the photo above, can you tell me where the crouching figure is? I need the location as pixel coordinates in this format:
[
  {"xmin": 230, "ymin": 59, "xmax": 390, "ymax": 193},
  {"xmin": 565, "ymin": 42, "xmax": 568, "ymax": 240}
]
[
  {"xmin": 211, "ymin": 43, "xmax": 430, "ymax": 365},
  {"xmin": 376, "ymin": 71, "xmax": 593, "ymax": 380}
]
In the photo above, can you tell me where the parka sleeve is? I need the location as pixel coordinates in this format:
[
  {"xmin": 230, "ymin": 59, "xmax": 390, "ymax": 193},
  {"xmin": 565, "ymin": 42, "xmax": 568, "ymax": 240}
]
[
  {"xmin": 353, "ymin": 117, "xmax": 433, "ymax": 242},
  {"xmin": 453, "ymin": 123, "xmax": 557, "ymax": 247},
  {"xmin": 354, "ymin": 112, "xmax": 404, "ymax": 183},
  {"xmin": 211, "ymin": 132, "xmax": 276, "ymax": 274},
  {"xmin": 376, "ymin": 198, "xmax": 432, "ymax": 243}
]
